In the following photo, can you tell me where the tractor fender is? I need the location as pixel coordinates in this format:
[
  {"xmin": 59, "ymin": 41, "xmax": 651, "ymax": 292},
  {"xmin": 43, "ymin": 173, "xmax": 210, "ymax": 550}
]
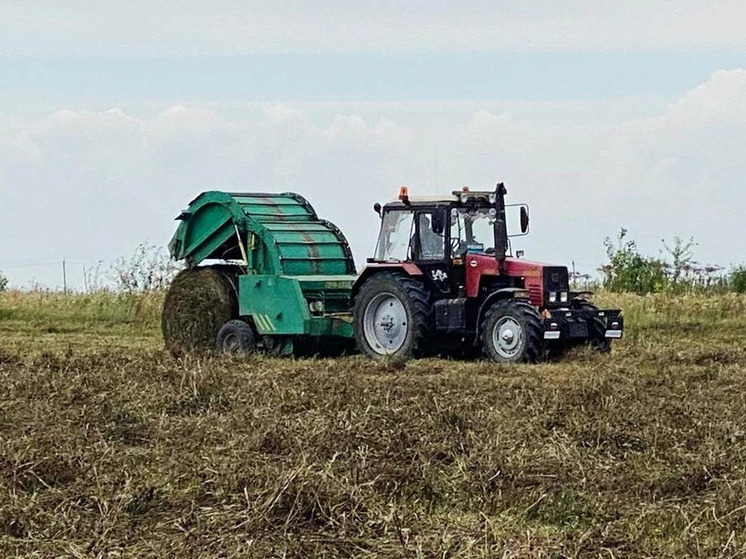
[
  {"xmin": 475, "ymin": 287, "xmax": 533, "ymax": 336},
  {"xmin": 351, "ymin": 263, "xmax": 423, "ymax": 301}
]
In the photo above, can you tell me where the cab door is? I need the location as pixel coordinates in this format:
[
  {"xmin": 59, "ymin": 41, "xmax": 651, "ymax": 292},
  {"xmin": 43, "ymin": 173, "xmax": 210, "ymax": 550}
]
[{"xmin": 413, "ymin": 208, "xmax": 452, "ymax": 295}]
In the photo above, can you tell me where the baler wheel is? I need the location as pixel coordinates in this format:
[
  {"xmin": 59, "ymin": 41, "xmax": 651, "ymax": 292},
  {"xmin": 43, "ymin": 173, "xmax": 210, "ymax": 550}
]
[
  {"xmin": 353, "ymin": 273, "xmax": 431, "ymax": 360},
  {"xmin": 216, "ymin": 320, "xmax": 256, "ymax": 355},
  {"xmin": 481, "ymin": 298, "xmax": 542, "ymax": 363}
]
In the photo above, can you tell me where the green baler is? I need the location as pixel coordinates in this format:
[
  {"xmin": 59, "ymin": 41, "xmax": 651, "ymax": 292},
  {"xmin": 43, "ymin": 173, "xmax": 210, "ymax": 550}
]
[{"xmin": 163, "ymin": 191, "xmax": 357, "ymax": 355}]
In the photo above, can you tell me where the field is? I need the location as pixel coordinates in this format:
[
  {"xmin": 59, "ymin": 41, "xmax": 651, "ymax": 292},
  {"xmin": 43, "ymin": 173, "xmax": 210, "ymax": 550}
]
[{"xmin": 1, "ymin": 290, "xmax": 746, "ymax": 558}]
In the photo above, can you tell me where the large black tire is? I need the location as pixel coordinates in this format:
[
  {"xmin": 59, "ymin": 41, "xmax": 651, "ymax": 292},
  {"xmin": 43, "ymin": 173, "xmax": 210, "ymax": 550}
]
[
  {"xmin": 481, "ymin": 298, "xmax": 542, "ymax": 363},
  {"xmin": 353, "ymin": 273, "xmax": 432, "ymax": 360},
  {"xmin": 216, "ymin": 320, "xmax": 256, "ymax": 356},
  {"xmin": 576, "ymin": 301, "xmax": 611, "ymax": 353},
  {"xmin": 161, "ymin": 267, "xmax": 238, "ymax": 354}
]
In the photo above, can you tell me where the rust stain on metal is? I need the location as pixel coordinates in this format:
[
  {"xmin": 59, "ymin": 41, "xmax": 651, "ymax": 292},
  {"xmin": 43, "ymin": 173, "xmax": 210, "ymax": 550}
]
[{"xmin": 301, "ymin": 231, "xmax": 322, "ymax": 274}]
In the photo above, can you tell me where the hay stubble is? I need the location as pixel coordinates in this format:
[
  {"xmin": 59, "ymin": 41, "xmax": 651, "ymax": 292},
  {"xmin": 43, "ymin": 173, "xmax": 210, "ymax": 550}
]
[{"xmin": 1, "ymin": 291, "xmax": 745, "ymax": 557}]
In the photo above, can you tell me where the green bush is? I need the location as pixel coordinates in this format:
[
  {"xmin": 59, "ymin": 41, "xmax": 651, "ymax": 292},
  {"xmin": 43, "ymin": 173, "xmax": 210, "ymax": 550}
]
[
  {"xmin": 603, "ymin": 229, "xmax": 667, "ymax": 295},
  {"xmin": 731, "ymin": 266, "xmax": 746, "ymax": 294}
]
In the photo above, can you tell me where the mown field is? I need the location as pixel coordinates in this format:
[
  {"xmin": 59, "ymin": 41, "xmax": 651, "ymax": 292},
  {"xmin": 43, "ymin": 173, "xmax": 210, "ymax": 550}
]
[{"xmin": 1, "ymin": 290, "xmax": 746, "ymax": 558}]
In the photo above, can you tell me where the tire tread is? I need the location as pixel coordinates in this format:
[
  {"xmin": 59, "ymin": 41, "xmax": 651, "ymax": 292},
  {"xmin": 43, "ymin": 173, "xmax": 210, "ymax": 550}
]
[
  {"xmin": 481, "ymin": 298, "xmax": 542, "ymax": 363},
  {"xmin": 352, "ymin": 272, "xmax": 432, "ymax": 359}
]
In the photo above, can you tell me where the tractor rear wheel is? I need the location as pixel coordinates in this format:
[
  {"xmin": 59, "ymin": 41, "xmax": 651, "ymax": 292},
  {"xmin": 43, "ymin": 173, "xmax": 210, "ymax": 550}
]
[
  {"xmin": 353, "ymin": 273, "xmax": 431, "ymax": 360},
  {"xmin": 216, "ymin": 320, "xmax": 256, "ymax": 356},
  {"xmin": 481, "ymin": 298, "xmax": 542, "ymax": 363}
]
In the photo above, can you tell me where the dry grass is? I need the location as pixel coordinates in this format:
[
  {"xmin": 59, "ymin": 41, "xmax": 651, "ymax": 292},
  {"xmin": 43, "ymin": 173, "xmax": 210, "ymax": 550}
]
[{"xmin": 1, "ymin": 290, "xmax": 745, "ymax": 557}]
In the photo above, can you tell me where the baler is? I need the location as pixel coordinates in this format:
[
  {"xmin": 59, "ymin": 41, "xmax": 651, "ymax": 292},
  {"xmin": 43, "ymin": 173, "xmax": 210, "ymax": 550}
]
[{"xmin": 162, "ymin": 191, "xmax": 357, "ymax": 356}]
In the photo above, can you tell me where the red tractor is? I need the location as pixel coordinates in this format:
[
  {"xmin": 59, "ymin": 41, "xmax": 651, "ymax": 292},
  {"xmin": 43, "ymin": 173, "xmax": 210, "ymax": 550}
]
[{"xmin": 351, "ymin": 183, "xmax": 623, "ymax": 362}]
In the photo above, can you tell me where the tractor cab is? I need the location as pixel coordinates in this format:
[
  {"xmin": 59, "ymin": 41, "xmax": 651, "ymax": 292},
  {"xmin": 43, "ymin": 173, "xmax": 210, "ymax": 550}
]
[{"xmin": 368, "ymin": 184, "xmax": 529, "ymax": 298}]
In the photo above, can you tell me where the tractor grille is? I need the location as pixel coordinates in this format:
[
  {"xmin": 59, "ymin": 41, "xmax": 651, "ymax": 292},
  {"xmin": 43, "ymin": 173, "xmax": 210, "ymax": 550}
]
[
  {"xmin": 543, "ymin": 266, "xmax": 569, "ymax": 305},
  {"xmin": 528, "ymin": 285, "xmax": 542, "ymax": 305}
]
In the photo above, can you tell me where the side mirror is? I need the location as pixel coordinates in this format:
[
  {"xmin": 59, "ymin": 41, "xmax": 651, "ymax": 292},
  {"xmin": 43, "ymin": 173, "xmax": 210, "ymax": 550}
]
[
  {"xmin": 373, "ymin": 203, "xmax": 382, "ymax": 218},
  {"xmin": 520, "ymin": 206, "xmax": 530, "ymax": 233}
]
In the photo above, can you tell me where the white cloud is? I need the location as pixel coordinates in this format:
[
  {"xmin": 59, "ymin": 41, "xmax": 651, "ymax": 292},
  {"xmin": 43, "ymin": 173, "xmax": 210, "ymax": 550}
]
[
  {"xmin": 2, "ymin": 68, "xmax": 746, "ymax": 287},
  {"xmin": 262, "ymin": 104, "xmax": 306, "ymax": 124}
]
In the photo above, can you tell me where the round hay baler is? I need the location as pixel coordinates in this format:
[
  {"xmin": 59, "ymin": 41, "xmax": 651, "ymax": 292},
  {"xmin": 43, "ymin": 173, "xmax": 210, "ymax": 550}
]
[{"xmin": 162, "ymin": 191, "xmax": 357, "ymax": 355}]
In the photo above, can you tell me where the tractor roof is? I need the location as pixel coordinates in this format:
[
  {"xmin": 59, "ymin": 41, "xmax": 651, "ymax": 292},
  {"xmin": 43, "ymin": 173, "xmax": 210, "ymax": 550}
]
[{"xmin": 383, "ymin": 189, "xmax": 497, "ymax": 209}]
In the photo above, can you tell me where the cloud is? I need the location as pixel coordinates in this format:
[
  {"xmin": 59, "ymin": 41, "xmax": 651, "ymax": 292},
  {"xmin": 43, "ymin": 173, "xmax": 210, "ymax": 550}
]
[
  {"xmin": 262, "ymin": 104, "xmax": 306, "ymax": 124},
  {"xmin": 595, "ymin": 69, "xmax": 746, "ymax": 206},
  {"xmin": 1, "ymin": 68, "xmax": 745, "ymax": 287}
]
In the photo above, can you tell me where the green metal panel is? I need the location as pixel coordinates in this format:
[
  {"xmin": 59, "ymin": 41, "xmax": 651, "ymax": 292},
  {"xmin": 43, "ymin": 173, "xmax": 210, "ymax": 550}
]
[
  {"xmin": 266, "ymin": 222, "xmax": 353, "ymax": 276},
  {"xmin": 230, "ymin": 193, "xmax": 318, "ymax": 222},
  {"xmin": 168, "ymin": 193, "xmax": 243, "ymax": 266},
  {"xmin": 238, "ymin": 275, "xmax": 309, "ymax": 334},
  {"xmin": 168, "ymin": 190, "xmax": 356, "ymax": 277},
  {"xmin": 238, "ymin": 274, "xmax": 354, "ymax": 338}
]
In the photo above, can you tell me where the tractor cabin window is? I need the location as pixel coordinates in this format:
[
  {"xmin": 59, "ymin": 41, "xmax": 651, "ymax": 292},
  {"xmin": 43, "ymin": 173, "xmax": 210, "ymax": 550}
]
[
  {"xmin": 416, "ymin": 211, "xmax": 446, "ymax": 261},
  {"xmin": 450, "ymin": 208, "xmax": 496, "ymax": 256},
  {"xmin": 375, "ymin": 211, "xmax": 414, "ymax": 261}
]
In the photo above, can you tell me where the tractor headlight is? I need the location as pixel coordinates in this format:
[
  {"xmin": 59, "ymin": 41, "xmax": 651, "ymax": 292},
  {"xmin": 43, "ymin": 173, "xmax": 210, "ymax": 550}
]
[
  {"xmin": 560, "ymin": 292, "xmax": 569, "ymax": 303},
  {"xmin": 309, "ymin": 300, "xmax": 324, "ymax": 313},
  {"xmin": 549, "ymin": 292, "xmax": 557, "ymax": 303}
]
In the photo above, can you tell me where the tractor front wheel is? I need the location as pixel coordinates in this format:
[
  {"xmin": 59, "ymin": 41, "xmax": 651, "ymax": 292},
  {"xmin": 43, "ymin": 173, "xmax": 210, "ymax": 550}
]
[
  {"xmin": 481, "ymin": 298, "xmax": 542, "ymax": 363},
  {"xmin": 353, "ymin": 273, "xmax": 431, "ymax": 360},
  {"xmin": 216, "ymin": 320, "xmax": 256, "ymax": 356}
]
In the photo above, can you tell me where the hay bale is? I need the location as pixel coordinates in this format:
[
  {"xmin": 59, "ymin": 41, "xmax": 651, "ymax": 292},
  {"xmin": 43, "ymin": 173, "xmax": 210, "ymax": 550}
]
[{"xmin": 161, "ymin": 267, "xmax": 238, "ymax": 354}]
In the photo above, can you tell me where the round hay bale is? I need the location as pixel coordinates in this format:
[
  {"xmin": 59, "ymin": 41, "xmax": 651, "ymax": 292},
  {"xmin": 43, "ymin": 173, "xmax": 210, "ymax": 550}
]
[{"xmin": 161, "ymin": 266, "xmax": 238, "ymax": 354}]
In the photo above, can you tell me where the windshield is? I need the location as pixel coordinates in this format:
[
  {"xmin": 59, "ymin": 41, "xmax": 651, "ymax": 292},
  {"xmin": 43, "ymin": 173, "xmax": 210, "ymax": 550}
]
[{"xmin": 450, "ymin": 208, "xmax": 496, "ymax": 255}]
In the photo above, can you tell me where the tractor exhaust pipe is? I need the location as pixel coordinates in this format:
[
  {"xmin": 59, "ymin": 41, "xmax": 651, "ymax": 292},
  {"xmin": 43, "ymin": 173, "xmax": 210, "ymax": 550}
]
[{"xmin": 493, "ymin": 182, "xmax": 508, "ymax": 275}]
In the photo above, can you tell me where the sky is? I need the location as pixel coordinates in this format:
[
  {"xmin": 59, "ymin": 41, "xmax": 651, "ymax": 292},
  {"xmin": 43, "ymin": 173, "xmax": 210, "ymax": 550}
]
[{"xmin": 0, "ymin": 1, "xmax": 745, "ymax": 289}]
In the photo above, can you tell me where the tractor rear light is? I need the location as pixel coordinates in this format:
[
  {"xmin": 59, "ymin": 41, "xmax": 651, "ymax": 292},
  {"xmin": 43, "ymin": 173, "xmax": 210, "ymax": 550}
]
[
  {"xmin": 550, "ymin": 322, "xmax": 559, "ymax": 331},
  {"xmin": 549, "ymin": 292, "xmax": 557, "ymax": 303},
  {"xmin": 611, "ymin": 321, "xmax": 620, "ymax": 329},
  {"xmin": 560, "ymin": 292, "xmax": 569, "ymax": 303}
]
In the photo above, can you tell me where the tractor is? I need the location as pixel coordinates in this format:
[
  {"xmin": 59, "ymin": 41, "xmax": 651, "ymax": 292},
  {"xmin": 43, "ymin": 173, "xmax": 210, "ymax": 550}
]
[
  {"xmin": 350, "ymin": 183, "xmax": 623, "ymax": 362},
  {"xmin": 162, "ymin": 183, "xmax": 623, "ymax": 362}
]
